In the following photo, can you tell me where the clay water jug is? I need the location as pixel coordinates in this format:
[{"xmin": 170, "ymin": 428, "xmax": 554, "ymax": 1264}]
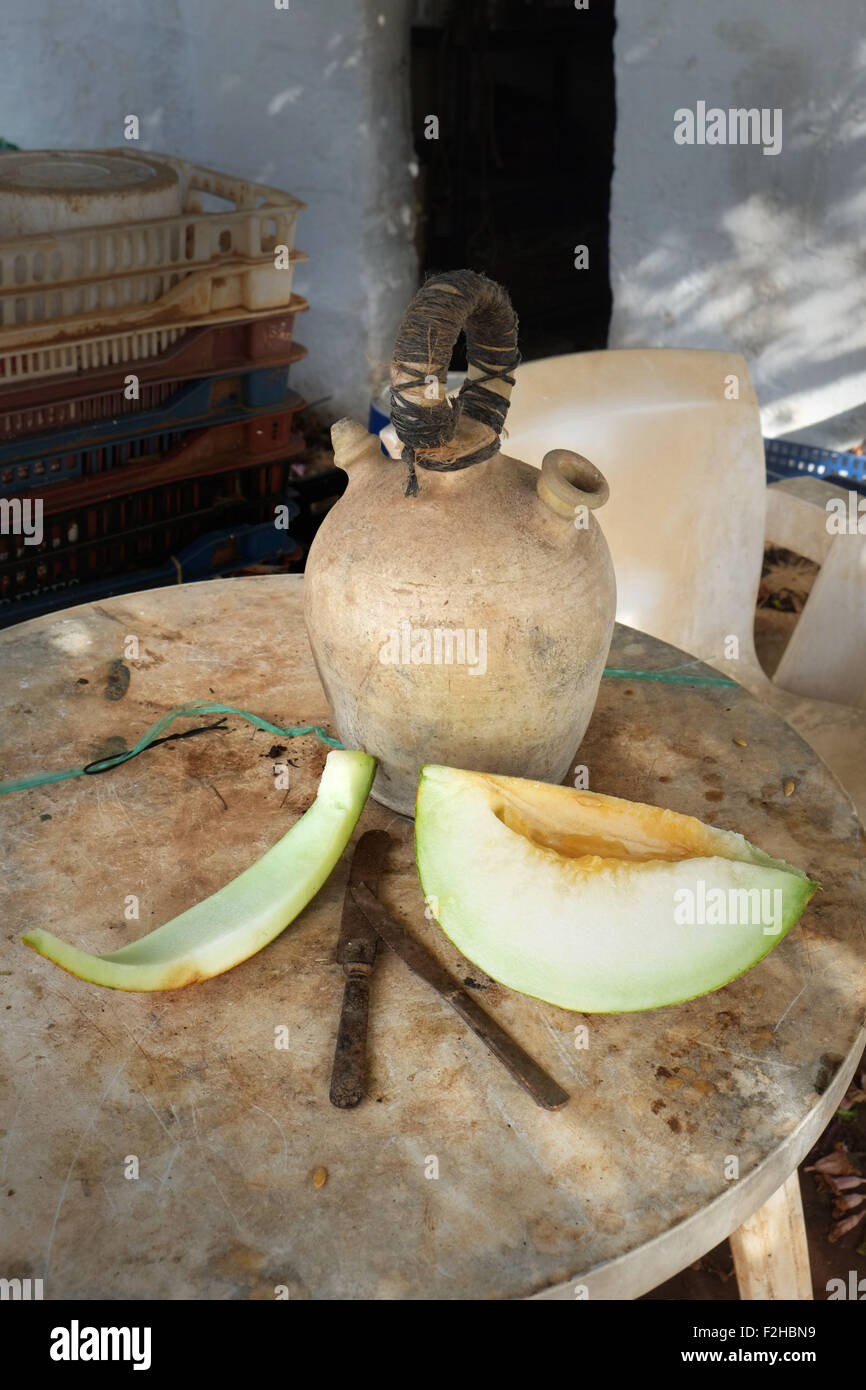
[{"xmin": 304, "ymin": 270, "xmax": 616, "ymax": 816}]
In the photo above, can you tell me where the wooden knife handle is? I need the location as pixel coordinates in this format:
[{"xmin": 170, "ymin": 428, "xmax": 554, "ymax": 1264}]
[{"xmin": 329, "ymin": 968, "xmax": 372, "ymax": 1109}]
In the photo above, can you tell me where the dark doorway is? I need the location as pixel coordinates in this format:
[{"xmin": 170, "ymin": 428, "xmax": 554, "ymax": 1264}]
[{"xmin": 410, "ymin": 0, "xmax": 616, "ymax": 365}]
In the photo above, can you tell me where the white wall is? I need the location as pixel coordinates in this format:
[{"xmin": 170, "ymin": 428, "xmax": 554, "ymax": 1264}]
[
  {"xmin": 0, "ymin": 0, "xmax": 418, "ymax": 422},
  {"xmin": 610, "ymin": 0, "xmax": 866, "ymax": 443}
]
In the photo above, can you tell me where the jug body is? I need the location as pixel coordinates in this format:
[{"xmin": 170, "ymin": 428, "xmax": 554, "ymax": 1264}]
[{"xmin": 304, "ymin": 430, "xmax": 616, "ymax": 816}]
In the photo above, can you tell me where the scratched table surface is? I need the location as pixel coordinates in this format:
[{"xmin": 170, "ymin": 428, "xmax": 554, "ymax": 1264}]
[{"xmin": 1, "ymin": 575, "xmax": 864, "ymax": 1301}]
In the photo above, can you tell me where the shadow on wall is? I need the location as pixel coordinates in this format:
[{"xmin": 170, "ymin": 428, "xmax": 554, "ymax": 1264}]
[{"xmin": 609, "ymin": 40, "xmax": 866, "ymax": 437}]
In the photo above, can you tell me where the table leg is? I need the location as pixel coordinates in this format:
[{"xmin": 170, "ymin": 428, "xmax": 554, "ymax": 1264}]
[{"xmin": 729, "ymin": 1171, "xmax": 812, "ymax": 1300}]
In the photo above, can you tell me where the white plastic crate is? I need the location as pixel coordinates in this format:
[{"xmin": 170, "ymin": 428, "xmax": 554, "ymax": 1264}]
[
  {"xmin": 0, "ymin": 296, "xmax": 308, "ymax": 383},
  {"xmin": 0, "ymin": 250, "xmax": 307, "ymax": 346},
  {"xmin": 0, "ymin": 150, "xmax": 305, "ymax": 352}
]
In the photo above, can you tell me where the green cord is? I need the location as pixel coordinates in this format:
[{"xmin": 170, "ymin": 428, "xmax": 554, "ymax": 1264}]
[
  {"xmin": 0, "ymin": 662, "xmax": 737, "ymax": 798},
  {"xmin": 603, "ymin": 668, "xmax": 736, "ymax": 687},
  {"xmin": 603, "ymin": 653, "xmax": 737, "ymax": 688},
  {"xmin": 0, "ymin": 702, "xmax": 342, "ymax": 796}
]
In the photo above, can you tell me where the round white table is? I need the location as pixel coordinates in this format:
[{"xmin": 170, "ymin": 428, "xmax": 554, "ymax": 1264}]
[{"xmin": 1, "ymin": 576, "xmax": 863, "ymax": 1299}]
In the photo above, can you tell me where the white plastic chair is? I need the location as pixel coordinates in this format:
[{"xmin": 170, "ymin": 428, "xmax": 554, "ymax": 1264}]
[
  {"xmin": 765, "ymin": 475, "xmax": 866, "ymax": 712},
  {"xmin": 498, "ymin": 349, "xmax": 866, "ymax": 821}
]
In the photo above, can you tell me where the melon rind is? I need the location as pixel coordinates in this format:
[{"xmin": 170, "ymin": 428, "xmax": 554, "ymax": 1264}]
[{"xmin": 23, "ymin": 749, "xmax": 376, "ymax": 992}]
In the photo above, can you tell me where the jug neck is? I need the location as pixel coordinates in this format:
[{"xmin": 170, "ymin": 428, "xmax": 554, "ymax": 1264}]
[{"xmin": 405, "ymin": 454, "xmax": 496, "ymax": 497}]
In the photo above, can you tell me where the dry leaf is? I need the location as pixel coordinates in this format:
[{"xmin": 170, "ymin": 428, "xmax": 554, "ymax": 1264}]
[
  {"xmin": 805, "ymin": 1146, "xmax": 860, "ymax": 1176},
  {"xmin": 840, "ymin": 1078, "xmax": 866, "ymax": 1108},
  {"xmin": 832, "ymin": 1193, "xmax": 866, "ymax": 1214},
  {"xmin": 829, "ymin": 1209, "xmax": 866, "ymax": 1242}
]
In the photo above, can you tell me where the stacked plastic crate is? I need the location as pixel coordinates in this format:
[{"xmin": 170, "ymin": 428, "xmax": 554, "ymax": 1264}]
[{"xmin": 0, "ymin": 148, "xmax": 309, "ymax": 624}]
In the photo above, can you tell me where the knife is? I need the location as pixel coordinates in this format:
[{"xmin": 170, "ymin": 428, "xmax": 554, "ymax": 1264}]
[
  {"xmin": 329, "ymin": 830, "xmax": 392, "ymax": 1109},
  {"xmin": 350, "ymin": 883, "xmax": 570, "ymax": 1112}
]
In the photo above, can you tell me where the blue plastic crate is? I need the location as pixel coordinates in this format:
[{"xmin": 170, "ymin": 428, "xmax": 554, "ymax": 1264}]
[
  {"xmin": 0, "ymin": 375, "xmax": 302, "ymax": 494},
  {"xmin": 0, "ymin": 515, "xmax": 302, "ymax": 628},
  {"xmin": 764, "ymin": 437, "xmax": 866, "ymax": 494}
]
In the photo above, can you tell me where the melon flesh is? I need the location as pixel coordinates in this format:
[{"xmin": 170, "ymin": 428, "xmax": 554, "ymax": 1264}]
[{"xmin": 414, "ymin": 765, "xmax": 818, "ymax": 1012}]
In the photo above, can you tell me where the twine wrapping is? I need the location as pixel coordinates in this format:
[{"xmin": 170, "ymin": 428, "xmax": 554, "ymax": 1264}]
[{"xmin": 390, "ymin": 269, "xmax": 520, "ymax": 496}]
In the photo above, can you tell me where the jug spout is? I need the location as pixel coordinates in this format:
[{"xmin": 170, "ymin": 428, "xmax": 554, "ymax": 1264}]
[
  {"xmin": 330, "ymin": 418, "xmax": 383, "ymax": 477},
  {"xmin": 537, "ymin": 449, "xmax": 610, "ymax": 519}
]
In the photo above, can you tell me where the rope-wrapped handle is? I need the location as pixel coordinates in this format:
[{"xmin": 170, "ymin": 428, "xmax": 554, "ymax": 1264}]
[{"xmin": 390, "ymin": 269, "xmax": 520, "ymax": 496}]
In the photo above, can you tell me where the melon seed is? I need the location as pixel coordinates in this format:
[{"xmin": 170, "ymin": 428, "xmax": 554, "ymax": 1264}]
[
  {"xmin": 784, "ymin": 780, "xmax": 795, "ymax": 796},
  {"xmin": 312, "ymin": 1166, "xmax": 328, "ymax": 1189},
  {"xmin": 733, "ymin": 738, "xmax": 748, "ymax": 748}
]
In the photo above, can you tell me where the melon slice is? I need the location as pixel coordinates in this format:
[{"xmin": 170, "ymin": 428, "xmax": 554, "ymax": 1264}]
[
  {"xmin": 23, "ymin": 749, "xmax": 375, "ymax": 992},
  {"xmin": 414, "ymin": 765, "xmax": 818, "ymax": 1012}
]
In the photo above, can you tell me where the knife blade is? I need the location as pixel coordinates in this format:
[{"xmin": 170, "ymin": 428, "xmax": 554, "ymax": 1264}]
[
  {"xmin": 329, "ymin": 830, "xmax": 392, "ymax": 1109},
  {"xmin": 350, "ymin": 883, "xmax": 569, "ymax": 1112}
]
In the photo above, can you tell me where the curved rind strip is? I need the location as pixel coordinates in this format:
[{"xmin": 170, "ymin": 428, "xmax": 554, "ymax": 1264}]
[{"xmin": 23, "ymin": 749, "xmax": 375, "ymax": 992}]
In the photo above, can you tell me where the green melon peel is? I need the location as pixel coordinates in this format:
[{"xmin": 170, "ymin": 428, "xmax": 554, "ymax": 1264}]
[{"xmin": 22, "ymin": 749, "xmax": 375, "ymax": 992}]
